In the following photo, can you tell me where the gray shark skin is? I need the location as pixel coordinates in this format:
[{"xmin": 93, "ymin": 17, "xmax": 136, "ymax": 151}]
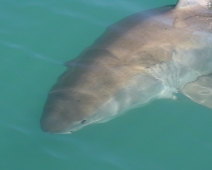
[{"xmin": 40, "ymin": 0, "xmax": 212, "ymax": 134}]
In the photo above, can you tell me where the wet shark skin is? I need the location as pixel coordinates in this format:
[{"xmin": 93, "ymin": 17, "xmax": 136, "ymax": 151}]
[{"xmin": 40, "ymin": 1, "xmax": 212, "ymax": 133}]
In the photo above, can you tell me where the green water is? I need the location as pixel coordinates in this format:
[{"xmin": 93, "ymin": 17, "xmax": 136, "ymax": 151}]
[{"xmin": 2, "ymin": 0, "xmax": 212, "ymax": 169}]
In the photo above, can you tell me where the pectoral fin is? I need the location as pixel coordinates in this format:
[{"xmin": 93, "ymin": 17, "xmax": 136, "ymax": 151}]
[{"xmin": 181, "ymin": 74, "xmax": 212, "ymax": 109}]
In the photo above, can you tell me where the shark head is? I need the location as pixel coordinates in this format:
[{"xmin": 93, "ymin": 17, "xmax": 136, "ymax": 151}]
[{"xmin": 40, "ymin": 49, "xmax": 126, "ymax": 134}]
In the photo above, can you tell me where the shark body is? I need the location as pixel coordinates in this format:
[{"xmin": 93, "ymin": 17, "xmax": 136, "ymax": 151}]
[{"xmin": 40, "ymin": 0, "xmax": 212, "ymax": 133}]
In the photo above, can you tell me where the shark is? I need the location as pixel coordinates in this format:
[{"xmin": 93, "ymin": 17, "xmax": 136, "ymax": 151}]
[{"xmin": 40, "ymin": 0, "xmax": 212, "ymax": 134}]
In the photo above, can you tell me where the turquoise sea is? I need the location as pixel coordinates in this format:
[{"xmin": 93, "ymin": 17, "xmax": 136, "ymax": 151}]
[{"xmin": 2, "ymin": 0, "xmax": 212, "ymax": 169}]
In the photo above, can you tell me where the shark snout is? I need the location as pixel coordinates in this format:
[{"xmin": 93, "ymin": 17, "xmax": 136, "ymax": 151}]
[{"xmin": 40, "ymin": 112, "xmax": 71, "ymax": 133}]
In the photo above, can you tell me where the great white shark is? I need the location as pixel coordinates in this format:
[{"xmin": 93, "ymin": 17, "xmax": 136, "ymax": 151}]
[{"xmin": 40, "ymin": 0, "xmax": 212, "ymax": 133}]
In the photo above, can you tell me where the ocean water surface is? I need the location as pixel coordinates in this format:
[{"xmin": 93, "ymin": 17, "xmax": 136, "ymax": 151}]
[{"xmin": 2, "ymin": 0, "xmax": 212, "ymax": 169}]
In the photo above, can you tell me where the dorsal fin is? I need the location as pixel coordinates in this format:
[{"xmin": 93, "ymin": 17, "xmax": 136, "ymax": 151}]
[
  {"xmin": 176, "ymin": 0, "xmax": 212, "ymax": 9},
  {"xmin": 176, "ymin": 0, "xmax": 189, "ymax": 8}
]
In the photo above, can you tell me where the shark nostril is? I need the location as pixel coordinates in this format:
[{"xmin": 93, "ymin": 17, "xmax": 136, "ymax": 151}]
[{"xmin": 81, "ymin": 120, "xmax": 87, "ymax": 124}]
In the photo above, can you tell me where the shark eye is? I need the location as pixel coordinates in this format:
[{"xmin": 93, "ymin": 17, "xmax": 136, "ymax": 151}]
[{"xmin": 81, "ymin": 120, "xmax": 87, "ymax": 124}]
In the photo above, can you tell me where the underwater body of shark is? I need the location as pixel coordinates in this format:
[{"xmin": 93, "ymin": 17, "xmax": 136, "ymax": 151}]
[{"xmin": 40, "ymin": 0, "xmax": 212, "ymax": 134}]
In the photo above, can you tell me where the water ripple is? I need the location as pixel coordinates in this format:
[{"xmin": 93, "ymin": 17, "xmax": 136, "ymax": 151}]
[{"xmin": 0, "ymin": 40, "xmax": 63, "ymax": 65}]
